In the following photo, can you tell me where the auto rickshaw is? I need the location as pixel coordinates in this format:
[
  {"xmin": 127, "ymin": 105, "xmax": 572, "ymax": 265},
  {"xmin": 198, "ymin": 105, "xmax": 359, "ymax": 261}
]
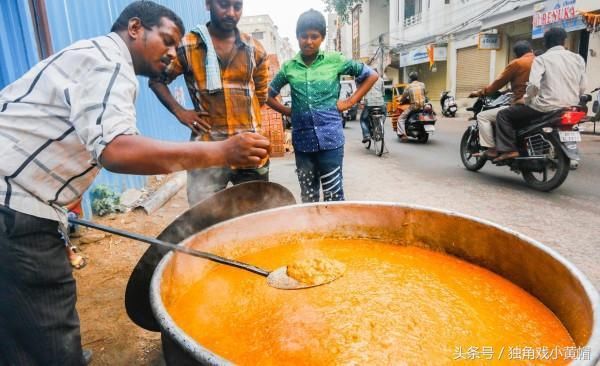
[{"xmin": 386, "ymin": 83, "xmax": 409, "ymax": 131}]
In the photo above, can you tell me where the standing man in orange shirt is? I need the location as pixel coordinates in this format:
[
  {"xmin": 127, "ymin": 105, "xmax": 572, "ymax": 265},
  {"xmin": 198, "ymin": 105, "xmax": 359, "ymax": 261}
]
[{"xmin": 151, "ymin": 0, "xmax": 270, "ymax": 205}]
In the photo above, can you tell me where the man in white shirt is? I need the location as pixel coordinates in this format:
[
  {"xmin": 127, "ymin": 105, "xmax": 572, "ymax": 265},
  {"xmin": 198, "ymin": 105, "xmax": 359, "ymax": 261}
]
[
  {"xmin": 360, "ymin": 72, "xmax": 386, "ymax": 143},
  {"xmin": 494, "ymin": 27, "xmax": 586, "ymax": 162},
  {"xmin": 0, "ymin": 2, "xmax": 268, "ymax": 365}
]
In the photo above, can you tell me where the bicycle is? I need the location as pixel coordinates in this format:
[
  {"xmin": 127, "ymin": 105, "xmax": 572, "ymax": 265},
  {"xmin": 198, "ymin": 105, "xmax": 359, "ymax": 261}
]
[{"xmin": 363, "ymin": 106, "xmax": 386, "ymax": 156}]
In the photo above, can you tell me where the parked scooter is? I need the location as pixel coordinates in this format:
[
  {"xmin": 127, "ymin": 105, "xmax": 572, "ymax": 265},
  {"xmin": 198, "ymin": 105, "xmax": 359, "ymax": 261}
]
[
  {"xmin": 398, "ymin": 100, "xmax": 437, "ymax": 143},
  {"xmin": 440, "ymin": 91, "xmax": 458, "ymax": 117},
  {"xmin": 460, "ymin": 92, "xmax": 591, "ymax": 192},
  {"xmin": 590, "ymin": 87, "xmax": 600, "ymax": 122}
]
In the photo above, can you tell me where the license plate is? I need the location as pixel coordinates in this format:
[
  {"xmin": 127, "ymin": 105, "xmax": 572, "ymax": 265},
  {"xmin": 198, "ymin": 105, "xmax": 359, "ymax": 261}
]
[
  {"xmin": 559, "ymin": 131, "xmax": 581, "ymax": 142},
  {"xmin": 424, "ymin": 125, "xmax": 435, "ymax": 132}
]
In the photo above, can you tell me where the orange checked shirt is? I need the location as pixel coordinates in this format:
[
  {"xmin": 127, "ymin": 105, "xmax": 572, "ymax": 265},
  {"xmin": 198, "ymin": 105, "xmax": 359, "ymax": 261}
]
[{"xmin": 158, "ymin": 29, "xmax": 269, "ymax": 141}]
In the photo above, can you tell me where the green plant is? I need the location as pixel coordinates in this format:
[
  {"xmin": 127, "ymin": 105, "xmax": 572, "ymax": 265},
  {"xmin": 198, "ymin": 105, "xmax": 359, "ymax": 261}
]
[
  {"xmin": 323, "ymin": 0, "xmax": 365, "ymax": 24},
  {"xmin": 90, "ymin": 185, "xmax": 122, "ymax": 216}
]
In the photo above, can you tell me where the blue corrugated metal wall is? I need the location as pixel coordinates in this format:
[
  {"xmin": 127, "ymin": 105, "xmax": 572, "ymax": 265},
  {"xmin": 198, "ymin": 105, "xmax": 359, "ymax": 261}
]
[
  {"xmin": 42, "ymin": 0, "xmax": 210, "ymax": 216},
  {"xmin": 0, "ymin": 1, "xmax": 39, "ymax": 89}
]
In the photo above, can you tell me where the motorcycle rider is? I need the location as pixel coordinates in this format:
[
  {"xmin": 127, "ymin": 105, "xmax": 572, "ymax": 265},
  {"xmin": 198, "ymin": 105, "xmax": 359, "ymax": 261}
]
[
  {"xmin": 360, "ymin": 70, "xmax": 386, "ymax": 143},
  {"xmin": 494, "ymin": 27, "xmax": 586, "ymax": 162},
  {"xmin": 468, "ymin": 41, "xmax": 535, "ymax": 159},
  {"xmin": 397, "ymin": 71, "xmax": 427, "ymax": 142}
]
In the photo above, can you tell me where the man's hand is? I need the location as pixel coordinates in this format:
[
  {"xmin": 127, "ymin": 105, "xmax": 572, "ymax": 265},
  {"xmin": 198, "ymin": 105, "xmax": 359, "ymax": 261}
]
[
  {"xmin": 221, "ymin": 132, "xmax": 270, "ymax": 168},
  {"xmin": 282, "ymin": 106, "xmax": 292, "ymax": 117},
  {"xmin": 337, "ymin": 98, "xmax": 355, "ymax": 112},
  {"xmin": 468, "ymin": 90, "xmax": 482, "ymax": 98},
  {"xmin": 175, "ymin": 109, "xmax": 211, "ymax": 134}
]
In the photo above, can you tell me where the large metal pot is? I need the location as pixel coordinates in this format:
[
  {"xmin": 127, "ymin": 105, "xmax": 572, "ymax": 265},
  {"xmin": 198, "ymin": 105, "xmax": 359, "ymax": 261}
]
[{"xmin": 150, "ymin": 202, "xmax": 600, "ymax": 365}]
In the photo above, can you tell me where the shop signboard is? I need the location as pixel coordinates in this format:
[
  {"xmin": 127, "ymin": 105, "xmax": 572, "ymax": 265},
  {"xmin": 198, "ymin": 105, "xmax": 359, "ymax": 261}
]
[
  {"xmin": 478, "ymin": 33, "xmax": 502, "ymax": 50},
  {"xmin": 532, "ymin": 0, "xmax": 586, "ymax": 39},
  {"xmin": 400, "ymin": 46, "xmax": 447, "ymax": 67}
]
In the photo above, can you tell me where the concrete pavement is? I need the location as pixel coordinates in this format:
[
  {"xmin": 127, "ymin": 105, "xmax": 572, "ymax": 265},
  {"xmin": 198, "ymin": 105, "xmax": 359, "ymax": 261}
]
[{"xmin": 268, "ymin": 116, "xmax": 600, "ymax": 291}]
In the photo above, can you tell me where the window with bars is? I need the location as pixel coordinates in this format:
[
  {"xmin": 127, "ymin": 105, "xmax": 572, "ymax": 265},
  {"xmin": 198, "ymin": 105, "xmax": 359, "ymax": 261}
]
[{"xmin": 404, "ymin": 0, "xmax": 423, "ymax": 27}]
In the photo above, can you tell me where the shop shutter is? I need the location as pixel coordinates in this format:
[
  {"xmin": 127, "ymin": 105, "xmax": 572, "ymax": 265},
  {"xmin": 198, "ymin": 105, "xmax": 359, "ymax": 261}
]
[{"xmin": 456, "ymin": 46, "xmax": 490, "ymax": 98}]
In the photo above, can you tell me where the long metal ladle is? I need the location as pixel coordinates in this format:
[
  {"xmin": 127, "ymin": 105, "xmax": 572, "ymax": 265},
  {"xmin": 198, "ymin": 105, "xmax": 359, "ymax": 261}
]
[{"xmin": 70, "ymin": 217, "xmax": 339, "ymax": 290}]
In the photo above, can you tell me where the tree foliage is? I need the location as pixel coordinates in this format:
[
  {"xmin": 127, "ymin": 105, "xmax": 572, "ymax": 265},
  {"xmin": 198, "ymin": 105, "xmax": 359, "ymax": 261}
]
[{"xmin": 322, "ymin": 0, "xmax": 365, "ymax": 24}]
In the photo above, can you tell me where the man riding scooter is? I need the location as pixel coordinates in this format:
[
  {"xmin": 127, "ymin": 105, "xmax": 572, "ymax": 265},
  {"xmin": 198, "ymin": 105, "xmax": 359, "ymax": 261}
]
[
  {"xmin": 494, "ymin": 27, "xmax": 587, "ymax": 162},
  {"xmin": 397, "ymin": 72, "xmax": 426, "ymax": 142},
  {"xmin": 468, "ymin": 41, "xmax": 535, "ymax": 159}
]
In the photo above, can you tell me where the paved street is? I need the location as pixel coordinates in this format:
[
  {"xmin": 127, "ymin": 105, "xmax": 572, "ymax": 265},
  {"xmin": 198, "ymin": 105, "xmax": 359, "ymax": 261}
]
[{"xmin": 269, "ymin": 116, "xmax": 600, "ymax": 290}]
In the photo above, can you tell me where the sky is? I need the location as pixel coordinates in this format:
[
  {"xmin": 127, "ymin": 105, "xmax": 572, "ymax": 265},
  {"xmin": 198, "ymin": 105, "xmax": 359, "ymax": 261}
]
[{"xmin": 242, "ymin": 0, "xmax": 329, "ymax": 51}]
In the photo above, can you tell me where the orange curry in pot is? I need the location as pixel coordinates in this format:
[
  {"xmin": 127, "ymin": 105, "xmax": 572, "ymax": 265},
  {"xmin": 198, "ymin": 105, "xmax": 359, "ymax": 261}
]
[{"xmin": 165, "ymin": 238, "xmax": 574, "ymax": 365}]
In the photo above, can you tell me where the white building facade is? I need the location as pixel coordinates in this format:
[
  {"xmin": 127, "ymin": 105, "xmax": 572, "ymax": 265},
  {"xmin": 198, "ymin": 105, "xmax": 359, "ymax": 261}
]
[
  {"xmin": 382, "ymin": 0, "xmax": 599, "ymax": 102},
  {"xmin": 238, "ymin": 14, "xmax": 294, "ymax": 65}
]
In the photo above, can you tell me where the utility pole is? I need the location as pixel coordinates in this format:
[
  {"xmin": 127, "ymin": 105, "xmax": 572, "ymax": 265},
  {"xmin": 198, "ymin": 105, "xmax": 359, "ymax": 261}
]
[{"xmin": 378, "ymin": 34, "xmax": 384, "ymax": 76}]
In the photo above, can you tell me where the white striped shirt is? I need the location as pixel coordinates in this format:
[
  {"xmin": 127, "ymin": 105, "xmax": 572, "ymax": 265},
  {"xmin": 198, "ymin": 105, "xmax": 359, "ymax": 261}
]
[{"xmin": 0, "ymin": 33, "xmax": 140, "ymax": 228}]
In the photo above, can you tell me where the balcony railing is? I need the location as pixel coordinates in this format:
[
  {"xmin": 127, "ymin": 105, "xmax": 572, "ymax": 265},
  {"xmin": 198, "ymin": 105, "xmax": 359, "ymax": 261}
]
[{"xmin": 403, "ymin": 13, "xmax": 422, "ymax": 27}]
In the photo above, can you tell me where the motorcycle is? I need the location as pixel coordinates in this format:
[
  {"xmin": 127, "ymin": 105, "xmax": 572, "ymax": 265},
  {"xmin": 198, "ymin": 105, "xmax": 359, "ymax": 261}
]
[
  {"xmin": 460, "ymin": 92, "xmax": 592, "ymax": 192},
  {"xmin": 440, "ymin": 91, "xmax": 458, "ymax": 117},
  {"xmin": 398, "ymin": 100, "xmax": 437, "ymax": 143}
]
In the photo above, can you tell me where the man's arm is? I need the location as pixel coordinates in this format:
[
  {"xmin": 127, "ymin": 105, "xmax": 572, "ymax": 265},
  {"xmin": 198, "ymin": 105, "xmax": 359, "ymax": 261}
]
[
  {"xmin": 266, "ymin": 95, "xmax": 292, "ymax": 116},
  {"xmin": 69, "ymin": 62, "xmax": 267, "ymax": 175},
  {"xmin": 100, "ymin": 133, "xmax": 269, "ymax": 174},
  {"xmin": 266, "ymin": 69, "xmax": 291, "ymax": 116},
  {"xmin": 253, "ymin": 40, "xmax": 269, "ymax": 106},
  {"xmin": 338, "ymin": 71, "xmax": 378, "ymax": 111},
  {"xmin": 149, "ymin": 79, "xmax": 210, "ymax": 134},
  {"xmin": 483, "ymin": 62, "xmax": 517, "ymax": 96}
]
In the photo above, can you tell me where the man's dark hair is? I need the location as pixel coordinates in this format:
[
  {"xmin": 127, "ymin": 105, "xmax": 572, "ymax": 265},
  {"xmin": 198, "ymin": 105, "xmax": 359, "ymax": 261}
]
[
  {"xmin": 409, "ymin": 71, "xmax": 419, "ymax": 82},
  {"xmin": 543, "ymin": 27, "xmax": 567, "ymax": 49},
  {"xmin": 513, "ymin": 40, "xmax": 532, "ymax": 58},
  {"xmin": 111, "ymin": 1, "xmax": 185, "ymax": 35},
  {"xmin": 296, "ymin": 9, "xmax": 326, "ymax": 38}
]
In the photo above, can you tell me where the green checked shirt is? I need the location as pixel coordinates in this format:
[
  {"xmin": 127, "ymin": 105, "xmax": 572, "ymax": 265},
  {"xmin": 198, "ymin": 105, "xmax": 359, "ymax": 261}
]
[{"xmin": 269, "ymin": 50, "xmax": 372, "ymax": 152}]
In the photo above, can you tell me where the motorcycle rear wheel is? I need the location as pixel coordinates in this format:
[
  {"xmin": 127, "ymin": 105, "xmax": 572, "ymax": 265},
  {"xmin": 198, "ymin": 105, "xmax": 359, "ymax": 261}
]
[
  {"xmin": 460, "ymin": 129, "xmax": 486, "ymax": 171},
  {"xmin": 522, "ymin": 146, "xmax": 570, "ymax": 192},
  {"xmin": 417, "ymin": 133, "xmax": 429, "ymax": 144}
]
